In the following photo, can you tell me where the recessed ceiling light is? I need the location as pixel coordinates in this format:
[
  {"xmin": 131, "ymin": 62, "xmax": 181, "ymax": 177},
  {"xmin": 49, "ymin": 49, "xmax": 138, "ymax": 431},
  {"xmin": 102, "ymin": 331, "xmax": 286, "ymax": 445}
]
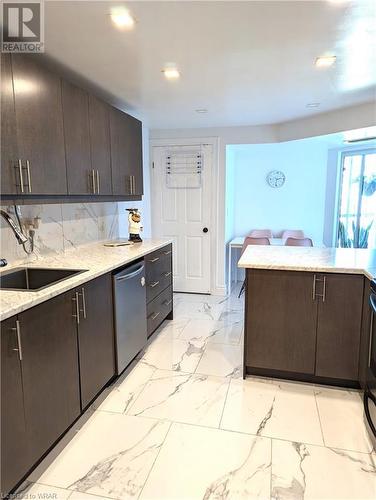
[
  {"xmin": 196, "ymin": 109, "xmax": 208, "ymax": 113},
  {"xmin": 306, "ymin": 102, "xmax": 320, "ymax": 108},
  {"xmin": 110, "ymin": 8, "xmax": 135, "ymax": 29},
  {"xmin": 162, "ymin": 68, "xmax": 180, "ymax": 80},
  {"xmin": 315, "ymin": 55, "xmax": 336, "ymax": 67}
]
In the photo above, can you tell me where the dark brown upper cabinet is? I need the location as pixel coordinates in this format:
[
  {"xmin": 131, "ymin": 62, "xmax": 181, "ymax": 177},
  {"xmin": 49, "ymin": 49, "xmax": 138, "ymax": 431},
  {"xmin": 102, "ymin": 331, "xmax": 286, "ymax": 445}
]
[
  {"xmin": 110, "ymin": 108, "xmax": 143, "ymax": 196},
  {"xmin": 62, "ymin": 80, "xmax": 92, "ymax": 195},
  {"xmin": 1, "ymin": 53, "xmax": 143, "ymax": 201},
  {"xmin": 11, "ymin": 54, "xmax": 67, "ymax": 195},
  {"xmin": 315, "ymin": 273, "xmax": 363, "ymax": 381},
  {"xmin": 1, "ymin": 54, "xmax": 19, "ymax": 195},
  {"xmin": 88, "ymin": 95, "xmax": 112, "ymax": 195},
  {"xmin": 1, "ymin": 317, "xmax": 30, "ymax": 497}
]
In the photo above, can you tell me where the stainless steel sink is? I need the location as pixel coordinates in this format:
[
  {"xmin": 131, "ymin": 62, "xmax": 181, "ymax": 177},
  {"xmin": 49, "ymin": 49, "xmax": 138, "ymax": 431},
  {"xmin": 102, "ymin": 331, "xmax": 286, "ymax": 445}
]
[{"xmin": 0, "ymin": 267, "xmax": 87, "ymax": 291}]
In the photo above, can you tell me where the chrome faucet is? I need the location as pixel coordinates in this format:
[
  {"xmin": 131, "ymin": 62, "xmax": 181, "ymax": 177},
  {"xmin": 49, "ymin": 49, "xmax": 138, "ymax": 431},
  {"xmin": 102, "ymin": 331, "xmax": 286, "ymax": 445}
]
[{"xmin": 0, "ymin": 208, "xmax": 29, "ymax": 244}]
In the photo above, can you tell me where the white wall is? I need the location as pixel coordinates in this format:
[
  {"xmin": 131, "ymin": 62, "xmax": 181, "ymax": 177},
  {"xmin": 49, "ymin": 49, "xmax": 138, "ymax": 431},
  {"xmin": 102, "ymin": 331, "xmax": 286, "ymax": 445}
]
[
  {"xmin": 228, "ymin": 138, "xmax": 329, "ymax": 243},
  {"xmin": 150, "ymin": 101, "xmax": 375, "ymax": 293}
]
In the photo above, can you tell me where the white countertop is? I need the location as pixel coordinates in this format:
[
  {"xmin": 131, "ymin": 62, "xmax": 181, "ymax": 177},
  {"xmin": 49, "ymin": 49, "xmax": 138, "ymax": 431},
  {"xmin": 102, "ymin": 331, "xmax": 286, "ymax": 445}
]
[
  {"xmin": 238, "ymin": 245, "xmax": 376, "ymax": 281},
  {"xmin": 0, "ymin": 239, "xmax": 172, "ymax": 321}
]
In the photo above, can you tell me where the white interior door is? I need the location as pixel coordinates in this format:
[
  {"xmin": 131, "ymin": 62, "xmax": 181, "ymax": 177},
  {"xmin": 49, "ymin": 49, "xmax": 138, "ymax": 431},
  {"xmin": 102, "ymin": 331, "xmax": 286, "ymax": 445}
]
[{"xmin": 152, "ymin": 144, "xmax": 212, "ymax": 293}]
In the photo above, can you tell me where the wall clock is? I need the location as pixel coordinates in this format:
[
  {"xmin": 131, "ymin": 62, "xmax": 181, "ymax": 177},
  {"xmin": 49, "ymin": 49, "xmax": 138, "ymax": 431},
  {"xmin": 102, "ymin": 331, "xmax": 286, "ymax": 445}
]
[{"xmin": 267, "ymin": 170, "xmax": 286, "ymax": 188}]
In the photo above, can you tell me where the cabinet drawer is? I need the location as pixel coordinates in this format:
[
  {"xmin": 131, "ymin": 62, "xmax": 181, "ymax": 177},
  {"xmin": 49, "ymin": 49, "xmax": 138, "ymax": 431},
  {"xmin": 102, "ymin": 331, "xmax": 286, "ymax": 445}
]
[
  {"xmin": 145, "ymin": 245, "xmax": 172, "ymax": 303},
  {"xmin": 147, "ymin": 286, "xmax": 173, "ymax": 337}
]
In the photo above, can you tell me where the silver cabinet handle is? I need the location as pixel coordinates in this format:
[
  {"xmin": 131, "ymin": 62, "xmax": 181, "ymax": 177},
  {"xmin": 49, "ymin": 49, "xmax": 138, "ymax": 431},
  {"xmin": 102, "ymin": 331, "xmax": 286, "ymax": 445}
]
[
  {"xmin": 91, "ymin": 170, "xmax": 96, "ymax": 194},
  {"xmin": 11, "ymin": 320, "xmax": 23, "ymax": 361},
  {"xmin": 369, "ymin": 311, "xmax": 374, "ymax": 367},
  {"xmin": 312, "ymin": 275, "xmax": 317, "ymax": 301},
  {"xmin": 131, "ymin": 175, "xmax": 136, "ymax": 194},
  {"xmin": 26, "ymin": 160, "xmax": 32, "ymax": 193},
  {"xmin": 164, "ymin": 250, "xmax": 172, "ymax": 255},
  {"xmin": 163, "ymin": 299, "xmax": 172, "ymax": 306},
  {"xmin": 79, "ymin": 287, "xmax": 87, "ymax": 319},
  {"xmin": 96, "ymin": 170, "xmax": 100, "ymax": 194},
  {"xmin": 150, "ymin": 281, "xmax": 160, "ymax": 288},
  {"xmin": 322, "ymin": 276, "xmax": 326, "ymax": 303},
  {"xmin": 163, "ymin": 271, "xmax": 172, "ymax": 277},
  {"xmin": 16, "ymin": 159, "xmax": 24, "ymax": 193},
  {"xmin": 128, "ymin": 175, "xmax": 133, "ymax": 195},
  {"xmin": 150, "ymin": 311, "xmax": 160, "ymax": 321},
  {"xmin": 72, "ymin": 291, "xmax": 80, "ymax": 324},
  {"xmin": 149, "ymin": 257, "xmax": 159, "ymax": 263}
]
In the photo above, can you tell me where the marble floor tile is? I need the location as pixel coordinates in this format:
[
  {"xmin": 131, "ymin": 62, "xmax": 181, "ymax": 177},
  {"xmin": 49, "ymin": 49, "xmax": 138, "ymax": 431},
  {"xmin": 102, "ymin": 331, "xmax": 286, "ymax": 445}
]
[
  {"xmin": 33, "ymin": 412, "xmax": 170, "ymax": 500},
  {"xmin": 173, "ymin": 300, "xmax": 225, "ymax": 321},
  {"xmin": 140, "ymin": 337, "xmax": 204, "ymax": 372},
  {"xmin": 148, "ymin": 317, "xmax": 191, "ymax": 342},
  {"xmin": 140, "ymin": 423, "xmax": 271, "ymax": 500},
  {"xmin": 69, "ymin": 492, "xmax": 115, "ymax": 500},
  {"xmin": 196, "ymin": 343, "xmax": 243, "ymax": 378},
  {"xmin": 178, "ymin": 318, "xmax": 243, "ymax": 345},
  {"xmin": 271, "ymin": 438, "xmax": 376, "ymax": 499},
  {"xmin": 96, "ymin": 361, "xmax": 155, "ymax": 414},
  {"xmin": 17, "ymin": 482, "xmax": 72, "ymax": 500},
  {"xmin": 173, "ymin": 292, "xmax": 224, "ymax": 304},
  {"xmin": 315, "ymin": 386, "xmax": 373, "ymax": 453},
  {"xmin": 221, "ymin": 378, "xmax": 324, "ymax": 445},
  {"xmin": 218, "ymin": 307, "xmax": 244, "ymax": 323},
  {"xmin": 128, "ymin": 369, "xmax": 229, "ymax": 428},
  {"xmin": 218, "ymin": 293, "xmax": 245, "ymax": 311}
]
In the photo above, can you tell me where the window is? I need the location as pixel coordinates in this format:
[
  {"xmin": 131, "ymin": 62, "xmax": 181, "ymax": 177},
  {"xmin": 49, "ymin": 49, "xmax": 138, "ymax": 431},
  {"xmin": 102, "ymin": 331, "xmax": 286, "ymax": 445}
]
[{"xmin": 337, "ymin": 149, "xmax": 376, "ymax": 249}]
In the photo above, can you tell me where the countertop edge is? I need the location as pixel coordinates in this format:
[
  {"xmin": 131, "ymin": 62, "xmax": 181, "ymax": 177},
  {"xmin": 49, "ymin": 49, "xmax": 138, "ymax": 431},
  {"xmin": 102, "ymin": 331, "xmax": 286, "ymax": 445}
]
[
  {"xmin": 0, "ymin": 239, "xmax": 172, "ymax": 322},
  {"xmin": 238, "ymin": 262, "xmax": 372, "ymax": 276}
]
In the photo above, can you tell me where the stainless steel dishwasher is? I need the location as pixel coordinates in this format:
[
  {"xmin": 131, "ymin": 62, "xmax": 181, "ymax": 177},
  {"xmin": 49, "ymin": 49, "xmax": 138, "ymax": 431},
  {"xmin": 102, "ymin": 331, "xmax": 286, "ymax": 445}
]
[{"xmin": 113, "ymin": 260, "xmax": 147, "ymax": 374}]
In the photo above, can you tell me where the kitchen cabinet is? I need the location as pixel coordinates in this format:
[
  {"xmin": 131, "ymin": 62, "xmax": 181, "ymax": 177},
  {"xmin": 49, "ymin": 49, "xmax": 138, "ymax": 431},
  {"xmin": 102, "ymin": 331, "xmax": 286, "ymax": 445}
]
[
  {"xmin": 11, "ymin": 54, "xmax": 67, "ymax": 195},
  {"xmin": 1, "ymin": 54, "xmax": 18, "ymax": 195},
  {"xmin": 1, "ymin": 318, "xmax": 30, "ymax": 497},
  {"xmin": 20, "ymin": 291, "xmax": 81, "ymax": 463},
  {"xmin": 75, "ymin": 274, "xmax": 115, "ymax": 408},
  {"xmin": 145, "ymin": 244, "xmax": 173, "ymax": 337},
  {"xmin": 110, "ymin": 108, "xmax": 143, "ymax": 196},
  {"xmin": 359, "ymin": 278, "xmax": 372, "ymax": 389},
  {"xmin": 315, "ymin": 273, "xmax": 363, "ymax": 380},
  {"xmin": 245, "ymin": 270, "xmax": 317, "ymax": 374},
  {"xmin": 89, "ymin": 95, "xmax": 112, "ymax": 195},
  {"xmin": 62, "ymin": 80, "xmax": 92, "ymax": 195},
  {"xmin": 1, "ymin": 53, "xmax": 143, "ymax": 201},
  {"xmin": 245, "ymin": 269, "xmax": 364, "ymax": 384}
]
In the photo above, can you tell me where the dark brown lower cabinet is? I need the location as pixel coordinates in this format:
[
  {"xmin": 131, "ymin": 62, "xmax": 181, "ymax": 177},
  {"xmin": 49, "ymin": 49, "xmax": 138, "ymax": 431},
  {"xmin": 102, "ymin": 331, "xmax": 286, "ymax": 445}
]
[
  {"xmin": 76, "ymin": 274, "xmax": 115, "ymax": 408},
  {"xmin": 20, "ymin": 292, "xmax": 81, "ymax": 464},
  {"xmin": 315, "ymin": 273, "xmax": 363, "ymax": 380},
  {"xmin": 245, "ymin": 269, "xmax": 364, "ymax": 384},
  {"xmin": 358, "ymin": 278, "xmax": 371, "ymax": 389},
  {"xmin": 246, "ymin": 270, "xmax": 317, "ymax": 374},
  {"xmin": 1, "ymin": 318, "xmax": 30, "ymax": 497}
]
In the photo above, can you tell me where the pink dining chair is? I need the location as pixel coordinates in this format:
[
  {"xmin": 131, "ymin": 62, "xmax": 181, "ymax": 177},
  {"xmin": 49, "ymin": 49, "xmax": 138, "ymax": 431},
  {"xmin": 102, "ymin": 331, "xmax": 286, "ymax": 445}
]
[
  {"xmin": 285, "ymin": 237, "xmax": 313, "ymax": 247},
  {"xmin": 282, "ymin": 230, "xmax": 304, "ymax": 239},
  {"xmin": 249, "ymin": 229, "xmax": 273, "ymax": 238},
  {"xmin": 238, "ymin": 237, "xmax": 270, "ymax": 297}
]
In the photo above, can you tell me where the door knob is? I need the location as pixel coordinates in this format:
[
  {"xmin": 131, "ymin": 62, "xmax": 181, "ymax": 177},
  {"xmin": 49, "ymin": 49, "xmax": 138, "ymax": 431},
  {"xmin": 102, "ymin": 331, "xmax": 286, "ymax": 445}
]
[{"xmin": 203, "ymin": 227, "xmax": 208, "ymax": 233}]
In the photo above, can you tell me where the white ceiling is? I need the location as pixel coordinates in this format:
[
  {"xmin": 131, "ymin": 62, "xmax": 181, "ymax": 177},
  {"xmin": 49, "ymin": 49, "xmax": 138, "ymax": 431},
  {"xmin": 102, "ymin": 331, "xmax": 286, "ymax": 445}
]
[{"xmin": 44, "ymin": 1, "xmax": 376, "ymax": 129}]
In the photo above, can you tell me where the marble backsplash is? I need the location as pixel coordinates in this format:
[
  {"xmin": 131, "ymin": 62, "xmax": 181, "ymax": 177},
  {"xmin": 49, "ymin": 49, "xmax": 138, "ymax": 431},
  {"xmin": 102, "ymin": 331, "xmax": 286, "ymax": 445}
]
[{"xmin": 0, "ymin": 201, "xmax": 143, "ymax": 266}]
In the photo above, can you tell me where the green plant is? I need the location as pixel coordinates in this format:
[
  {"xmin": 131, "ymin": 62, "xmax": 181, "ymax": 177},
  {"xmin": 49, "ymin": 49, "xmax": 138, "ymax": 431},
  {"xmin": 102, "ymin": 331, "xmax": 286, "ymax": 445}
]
[{"xmin": 338, "ymin": 220, "xmax": 373, "ymax": 248}]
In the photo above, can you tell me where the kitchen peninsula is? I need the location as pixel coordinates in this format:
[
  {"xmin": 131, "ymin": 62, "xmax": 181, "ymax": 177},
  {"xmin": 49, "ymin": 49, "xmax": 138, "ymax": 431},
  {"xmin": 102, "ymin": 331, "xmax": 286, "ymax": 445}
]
[{"xmin": 238, "ymin": 245, "xmax": 376, "ymax": 387}]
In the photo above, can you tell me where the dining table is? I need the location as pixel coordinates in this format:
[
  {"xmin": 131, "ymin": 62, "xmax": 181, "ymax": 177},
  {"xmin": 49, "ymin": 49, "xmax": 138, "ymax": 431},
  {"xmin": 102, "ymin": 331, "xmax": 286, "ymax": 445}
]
[{"xmin": 227, "ymin": 236, "xmax": 322, "ymax": 290}]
